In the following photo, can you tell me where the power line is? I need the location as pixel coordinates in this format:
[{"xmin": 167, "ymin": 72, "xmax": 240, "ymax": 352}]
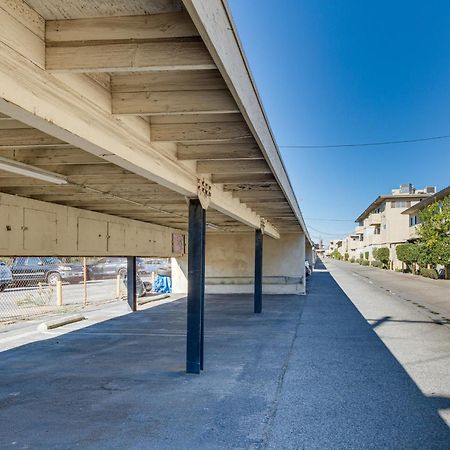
[
  {"xmin": 279, "ymin": 133, "xmax": 450, "ymax": 149},
  {"xmin": 305, "ymin": 217, "xmax": 354, "ymax": 222},
  {"xmin": 308, "ymin": 225, "xmax": 354, "ymax": 236}
]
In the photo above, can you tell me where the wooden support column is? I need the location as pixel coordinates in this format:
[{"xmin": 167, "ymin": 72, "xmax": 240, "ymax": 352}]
[
  {"xmin": 127, "ymin": 256, "xmax": 137, "ymax": 312},
  {"xmin": 254, "ymin": 229, "xmax": 263, "ymax": 314},
  {"xmin": 186, "ymin": 199, "xmax": 206, "ymax": 374}
]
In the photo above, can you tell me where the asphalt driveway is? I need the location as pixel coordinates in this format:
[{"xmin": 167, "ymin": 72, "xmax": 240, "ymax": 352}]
[{"xmin": 0, "ymin": 272, "xmax": 449, "ymax": 449}]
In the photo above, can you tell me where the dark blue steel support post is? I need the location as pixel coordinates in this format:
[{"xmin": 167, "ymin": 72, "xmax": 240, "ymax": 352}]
[
  {"xmin": 200, "ymin": 207, "xmax": 206, "ymax": 370},
  {"xmin": 127, "ymin": 256, "xmax": 137, "ymax": 312},
  {"xmin": 186, "ymin": 199, "xmax": 205, "ymax": 374},
  {"xmin": 254, "ymin": 229, "xmax": 263, "ymax": 314}
]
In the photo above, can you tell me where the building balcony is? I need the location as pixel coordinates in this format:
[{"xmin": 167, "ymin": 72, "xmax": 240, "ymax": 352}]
[
  {"xmin": 366, "ymin": 234, "xmax": 382, "ymax": 245},
  {"xmin": 368, "ymin": 213, "xmax": 381, "ymax": 226},
  {"xmin": 355, "ymin": 226, "xmax": 364, "ymax": 234}
]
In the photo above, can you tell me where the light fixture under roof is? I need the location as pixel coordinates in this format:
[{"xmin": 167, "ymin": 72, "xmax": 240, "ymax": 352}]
[{"xmin": 0, "ymin": 156, "xmax": 68, "ymax": 185}]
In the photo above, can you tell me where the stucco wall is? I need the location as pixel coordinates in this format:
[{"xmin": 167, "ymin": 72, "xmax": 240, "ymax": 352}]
[
  {"xmin": 205, "ymin": 232, "xmax": 306, "ymax": 295},
  {"xmin": 172, "ymin": 232, "xmax": 306, "ymax": 295}
]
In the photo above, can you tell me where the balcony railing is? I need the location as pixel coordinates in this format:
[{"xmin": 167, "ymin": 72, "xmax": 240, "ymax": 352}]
[
  {"xmin": 367, "ymin": 234, "xmax": 382, "ymax": 245},
  {"xmin": 368, "ymin": 213, "xmax": 382, "ymax": 226}
]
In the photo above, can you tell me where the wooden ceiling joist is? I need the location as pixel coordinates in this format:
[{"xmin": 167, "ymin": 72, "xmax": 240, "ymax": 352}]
[
  {"xmin": 177, "ymin": 143, "xmax": 261, "ymax": 160},
  {"xmin": 0, "ymin": 147, "xmax": 108, "ymax": 165},
  {"xmin": 212, "ymin": 173, "xmax": 277, "ymax": 184},
  {"xmin": 0, "ymin": 128, "xmax": 65, "ymax": 148},
  {"xmin": 151, "ymin": 119, "xmax": 251, "ymax": 142},
  {"xmin": 112, "ymin": 89, "xmax": 238, "ymax": 115},
  {"xmin": 46, "ymin": 40, "xmax": 215, "ymax": 73},
  {"xmin": 197, "ymin": 159, "xmax": 271, "ymax": 175},
  {"xmin": 111, "ymin": 70, "xmax": 237, "ymax": 115},
  {"xmin": 46, "ymin": 12, "xmax": 198, "ymax": 43}
]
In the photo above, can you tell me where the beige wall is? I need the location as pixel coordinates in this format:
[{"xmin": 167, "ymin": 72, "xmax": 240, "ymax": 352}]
[
  {"xmin": 0, "ymin": 192, "xmax": 183, "ymax": 257},
  {"xmin": 173, "ymin": 232, "xmax": 306, "ymax": 295}
]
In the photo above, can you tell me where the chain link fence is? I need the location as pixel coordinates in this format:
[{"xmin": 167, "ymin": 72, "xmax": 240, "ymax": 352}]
[{"xmin": 0, "ymin": 256, "xmax": 171, "ymax": 326}]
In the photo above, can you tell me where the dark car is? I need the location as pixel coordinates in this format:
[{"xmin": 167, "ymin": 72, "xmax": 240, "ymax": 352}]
[
  {"xmin": 87, "ymin": 257, "xmax": 129, "ymax": 280},
  {"xmin": 0, "ymin": 262, "xmax": 13, "ymax": 291},
  {"xmin": 10, "ymin": 257, "xmax": 84, "ymax": 287}
]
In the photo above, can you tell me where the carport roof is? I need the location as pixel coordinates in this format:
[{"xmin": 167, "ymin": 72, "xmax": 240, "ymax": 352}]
[{"xmin": 0, "ymin": 0, "xmax": 311, "ymax": 243}]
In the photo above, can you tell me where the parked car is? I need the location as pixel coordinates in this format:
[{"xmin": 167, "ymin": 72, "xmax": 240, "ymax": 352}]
[
  {"xmin": 87, "ymin": 258, "xmax": 171, "ymax": 280},
  {"xmin": 0, "ymin": 262, "xmax": 13, "ymax": 291},
  {"xmin": 140, "ymin": 258, "xmax": 171, "ymax": 276},
  {"xmin": 9, "ymin": 257, "xmax": 84, "ymax": 287}
]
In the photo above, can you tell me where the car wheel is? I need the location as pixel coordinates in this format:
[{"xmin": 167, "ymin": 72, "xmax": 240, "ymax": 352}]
[
  {"xmin": 0, "ymin": 284, "xmax": 5, "ymax": 292},
  {"xmin": 47, "ymin": 272, "xmax": 62, "ymax": 286}
]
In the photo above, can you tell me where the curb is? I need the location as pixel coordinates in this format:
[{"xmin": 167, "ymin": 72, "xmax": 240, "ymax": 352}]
[
  {"xmin": 37, "ymin": 314, "xmax": 85, "ymax": 331},
  {"xmin": 138, "ymin": 293, "xmax": 170, "ymax": 305}
]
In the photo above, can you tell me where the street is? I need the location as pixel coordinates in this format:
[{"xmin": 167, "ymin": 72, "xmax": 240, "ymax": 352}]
[{"xmin": 325, "ymin": 258, "xmax": 450, "ymax": 426}]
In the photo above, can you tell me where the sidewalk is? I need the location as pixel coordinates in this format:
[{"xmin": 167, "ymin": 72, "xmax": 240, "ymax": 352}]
[{"xmin": 0, "ymin": 271, "xmax": 449, "ymax": 448}]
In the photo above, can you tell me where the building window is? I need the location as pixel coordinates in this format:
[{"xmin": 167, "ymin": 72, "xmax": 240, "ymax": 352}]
[
  {"xmin": 391, "ymin": 200, "xmax": 412, "ymax": 208},
  {"xmin": 409, "ymin": 215, "xmax": 420, "ymax": 227}
]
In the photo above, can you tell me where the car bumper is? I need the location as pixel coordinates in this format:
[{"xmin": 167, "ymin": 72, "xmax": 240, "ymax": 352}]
[{"xmin": 60, "ymin": 272, "xmax": 84, "ymax": 281}]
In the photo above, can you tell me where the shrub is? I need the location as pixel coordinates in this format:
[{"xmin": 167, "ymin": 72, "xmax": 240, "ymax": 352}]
[
  {"xmin": 364, "ymin": 252, "xmax": 369, "ymax": 260},
  {"xmin": 371, "ymin": 260, "xmax": 383, "ymax": 268},
  {"xmin": 344, "ymin": 252, "xmax": 349, "ymax": 261},
  {"xmin": 396, "ymin": 243, "xmax": 419, "ymax": 272},
  {"xmin": 361, "ymin": 259, "xmax": 370, "ymax": 266},
  {"xmin": 373, "ymin": 247, "xmax": 390, "ymax": 269},
  {"xmin": 349, "ymin": 257, "xmax": 355, "ymax": 263},
  {"xmin": 419, "ymin": 268, "xmax": 438, "ymax": 279},
  {"xmin": 372, "ymin": 248, "xmax": 378, "ymax": 260}
]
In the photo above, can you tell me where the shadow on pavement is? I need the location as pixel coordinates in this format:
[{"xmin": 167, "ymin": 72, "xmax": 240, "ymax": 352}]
[
  {"xmin": 266, "ymin": 262, "xmax": 450, "ymax": 449},
  {"xmin": 0, "ymin": 268, "xmax": 449, "ymax": 449}
]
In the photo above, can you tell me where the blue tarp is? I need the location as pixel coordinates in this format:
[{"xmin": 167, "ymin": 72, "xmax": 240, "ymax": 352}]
[{"xmin": 153, "ymin": 275, "xmax": 172, "ymax": 293}]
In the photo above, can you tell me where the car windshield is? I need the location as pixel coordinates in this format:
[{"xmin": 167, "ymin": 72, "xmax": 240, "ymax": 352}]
[{"xmin": 42, "ymin": 257, "xmax": 62, "ymax": 265}]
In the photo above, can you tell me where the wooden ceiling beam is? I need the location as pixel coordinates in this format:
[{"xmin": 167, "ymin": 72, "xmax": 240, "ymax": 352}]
[
  {"xmin": 0, "ymin": 129, "xmax": 65, "ymax": 148},
  {"xmin": 111, "ymin": 70, "xmax": 227, "ymax": 93},
  {"xmin": 212, "ymin": 173, "xmax": 277, "ymax": 184},
  {"xmin": 151, "ymin": 121, "xmax": 251, "ymax": 142},
  {"xmin": 177, "ymin": 143, "xmax": 261, "ymax": 160},
  {"xmin": 198, "ymin": 159, "xmax": 271, "ymax": 174},
  {"xmin": 234, "ymin": 191, "xmax": 286, "ymax": 201},
  {"xmin": 46, "ymin": 41, "xmax": 215, "ymax": 73},
  {"xmin": 46, "ymin": 12, "xmax": 199, "ymax": 43},
  {"xmin": 111, "ymin": 70, "xmax": 237, "ymax": 115},
  {"xmin": 0, "ymin": 147, "xmax": 107, "ymax": 165},
  {"xmin": 113, "ymin": 89, "xmax": 238, "ymax": 115}
]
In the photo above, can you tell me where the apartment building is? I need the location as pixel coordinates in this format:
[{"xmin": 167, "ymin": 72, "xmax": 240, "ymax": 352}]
[
  {"xmin": 402, "ymin": 185, "xmax": 450, "ymax": 240},
  {"xmin": 352, "ymin": 184, "xmax": 435, "ymax": 268}
]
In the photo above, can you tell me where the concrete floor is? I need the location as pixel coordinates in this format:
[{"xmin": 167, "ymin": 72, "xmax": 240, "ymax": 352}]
[{"xmin": 0, "ymin": 269, "xmax": 449, "ymax": 449}]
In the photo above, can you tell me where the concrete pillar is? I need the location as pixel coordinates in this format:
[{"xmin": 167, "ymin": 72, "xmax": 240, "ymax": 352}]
[
  {"xmin": 186, "ymin": 199, "xmax": 206, "ymax": 374},
  {"xmin": 254, "ymin": 228, "xmax": 263, "ymax": 313}
]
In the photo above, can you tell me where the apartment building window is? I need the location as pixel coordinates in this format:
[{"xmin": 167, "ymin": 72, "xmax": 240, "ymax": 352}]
[
  {"xmin": 373, "ymin": 203, "xmax": 385, "ymax": 214},
  {"xmin": 391, "ymin": 200, "xmax": 412, "ymax": 208},
  {"xmin": 374, "ymin": 227, "xmax": 381, "ymax": 235},
  {"xmin": 409, "ymin": 215, "xmax": 420, "ymax": 227}
]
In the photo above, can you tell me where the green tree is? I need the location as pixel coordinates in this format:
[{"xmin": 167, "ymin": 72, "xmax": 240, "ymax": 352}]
[
  {"xmin": 418, "ymin": 196, "xmax": 450, "ymax": 278},
  {"xmin": 395, "ymin": 243, "xmax": 419, "ymax": 272}
]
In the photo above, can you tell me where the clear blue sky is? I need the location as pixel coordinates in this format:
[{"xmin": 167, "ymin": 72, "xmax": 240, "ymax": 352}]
[{"xmin": 228, "ymin": 0, "xmax": 450, "ymax": 244}]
